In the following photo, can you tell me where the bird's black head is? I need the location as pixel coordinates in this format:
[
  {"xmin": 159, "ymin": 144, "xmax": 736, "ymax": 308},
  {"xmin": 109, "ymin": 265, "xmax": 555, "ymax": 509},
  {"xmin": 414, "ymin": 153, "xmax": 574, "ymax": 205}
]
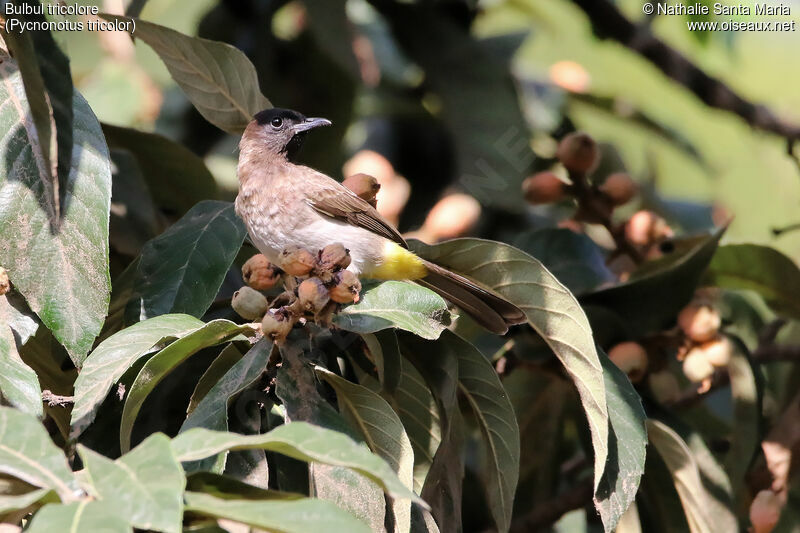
[{"xmin": 244, "ymin": 108, "xmax": 331, "ymax": 161}]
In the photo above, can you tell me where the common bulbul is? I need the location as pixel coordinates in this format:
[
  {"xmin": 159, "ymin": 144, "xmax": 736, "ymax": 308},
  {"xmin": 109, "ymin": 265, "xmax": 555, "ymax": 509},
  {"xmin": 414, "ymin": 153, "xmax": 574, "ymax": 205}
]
[{"xmin": 235, "ymin": 108, "xmax": 525, "ymax": 334}]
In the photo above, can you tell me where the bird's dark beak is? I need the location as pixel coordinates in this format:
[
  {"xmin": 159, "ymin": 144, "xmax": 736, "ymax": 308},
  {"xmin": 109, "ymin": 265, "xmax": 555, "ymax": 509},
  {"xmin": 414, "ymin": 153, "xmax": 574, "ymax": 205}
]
[{"xmin": 293, "ymin": 117, "xmax": 332, "ymax": 133}]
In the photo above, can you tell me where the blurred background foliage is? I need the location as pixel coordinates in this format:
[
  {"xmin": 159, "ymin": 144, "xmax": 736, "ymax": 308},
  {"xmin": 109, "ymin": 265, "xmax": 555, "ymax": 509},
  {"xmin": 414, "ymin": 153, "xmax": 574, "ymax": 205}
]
[{"xmin": 57, "ymin": 0, "xmax": 800, "ymax": 258}]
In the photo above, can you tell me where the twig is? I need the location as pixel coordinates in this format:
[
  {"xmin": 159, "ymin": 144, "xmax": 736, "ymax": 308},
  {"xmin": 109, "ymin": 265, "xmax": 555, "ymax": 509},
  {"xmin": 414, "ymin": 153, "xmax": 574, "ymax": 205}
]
[
  {"xmin": 42, "ymin": 390, "xmax": 74, "ymax": 407},
  {"xmin": 772, "ymin": 222, "xmax": 800, "ymax": 237},
  {"xmin": 568, "ymin": 0, "xmax": 800, "ymax": 142}
]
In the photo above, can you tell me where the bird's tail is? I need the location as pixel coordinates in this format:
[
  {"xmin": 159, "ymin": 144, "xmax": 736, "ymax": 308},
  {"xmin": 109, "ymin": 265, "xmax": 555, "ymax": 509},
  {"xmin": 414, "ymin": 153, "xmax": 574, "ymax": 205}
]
[{"xmin": 418, "ymin": 260, "xmax": 526, "ymax": 335}]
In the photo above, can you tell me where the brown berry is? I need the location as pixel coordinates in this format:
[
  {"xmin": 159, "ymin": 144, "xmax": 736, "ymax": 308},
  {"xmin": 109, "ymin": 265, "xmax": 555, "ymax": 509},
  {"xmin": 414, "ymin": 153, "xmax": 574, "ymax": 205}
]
[
  {"xmin": 242, "ymin": 254, "xmax": 280, "ymax": 290},
  {"xmin": 422, "ymin": 193, "xmax": 482, "ymax": 241},
  {"xmin": 318, "ymin": 243, "xmax": 351, "ymax": 272},
  {"xmin": 279, "ymin": 246, "xmax": 316, "ymax": 276},
  {"xmin": 556, "ymin": 132, "xmax": 599, "ymax": 174},
  {"xmin": 682, "ymin": 348, "xmax": 714, "ymax": 383},
  {"xmin": 678, "ymin": 303, "xmax": 721, "ymax": 343},
  {"xmin": 231, "ymin": 286, "xmax": 269, "ymax": 320},
  {"xmin": 330, "ymin": 270, "xmax": 362, "ymax": 304},
  {"xmin": 297, "ymin": 278, "xmax": 331, "ymax": 313},
  {"xmin": 0, "ymin": 267, "xmax": 8, "ymax": 296},
  {"xmin": 522, "ymin": 172, "xmax": 565, "ymax": 205},
  {"xmin": 624, "ymin": 210, "xmax": 673, "ymax": 247},
  {"xmin": 261, "ymin": 309, "xmax": 295, "ymax": 343},
  {"xmin": 343, "ymin": 173, "xmax": 381, "ymax": 207},
  {"xmin": 599, "ymin": 172, "xmax": 637, "ymax": 206},
  {"xmin": 699, "ymin": 336, "xmax": 733, "ymax": 367},
  {"xmin": 648, "ymin": 371, "xmax": 680, "ymax": 403},
  {"xmin": 750, "ymin": 490, "xmax": 781, "ymax": 533},
  {"xmin": 608, "ymin": 342, "xmax": 648, "ymax": 383}
]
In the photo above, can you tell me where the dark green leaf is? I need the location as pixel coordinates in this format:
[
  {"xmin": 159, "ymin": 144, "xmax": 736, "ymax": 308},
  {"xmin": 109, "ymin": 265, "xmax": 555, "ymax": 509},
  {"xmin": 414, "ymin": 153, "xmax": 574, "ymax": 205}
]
[
  {"xmin": 362, "ymin": 330, "xmax": 402, "ymax": 394},
  {"xmin": 102, "ymin": 124, "xmax": 217, "ymax": 216},
  {"xmin": 71, "ymin": 314, "xmax": 205, "ymax": 438},
  {"xmin": 724, "ymin": 336, "xmax": 761, "ymax": 495},
  {"xmin": 122, "ymin": 201, "xmax": 247, "ymax": 323},
  {"xmin": 0, "ymin": 487, "xmax": 56, "ymax": 515},
  {"xmin": 704, "ymin": 244, "xmax": 800, "ymax": 320},
  {"xmin": 99, "ymin": 14, "xmax": 270, "ymax": 134},
  {"xmin": 187, "ymin": 343, "xmax": 245, "ymax": 415},
  {"xmin": 78, "ymin": 434, "xmax": 185, "ymax": 533},
  {"xmin": 183, "ymin": 491, "xmax": 370, "ymax": 533},
  {"xmin": 108, "ymin": 149, "xmax": 160, "ymax": 257},
  {"xmin": 0, "ymin": 51, "xmax": 111, "ymax": 364},
  {"xmin": 334, "ymin": 281, "xmax": 451, "ymax": 340},
  {"xmin": 410, "ymin": 238, "xmax": 609, "ymax": 499},
  {"xmin": 0, "ymin": 297, "xmax": 42, "ymax": 416},
  {"xmin": 120, "ymin": 319, "xmax": 255, "ymax": 452}
]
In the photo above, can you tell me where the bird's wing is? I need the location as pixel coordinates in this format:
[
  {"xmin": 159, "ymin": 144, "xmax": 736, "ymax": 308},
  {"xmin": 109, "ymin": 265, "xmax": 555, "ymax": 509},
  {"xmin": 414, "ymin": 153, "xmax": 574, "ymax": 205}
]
[{"xmin": 304, "ymin": 169, "xmax": 407, "ymax": 247}]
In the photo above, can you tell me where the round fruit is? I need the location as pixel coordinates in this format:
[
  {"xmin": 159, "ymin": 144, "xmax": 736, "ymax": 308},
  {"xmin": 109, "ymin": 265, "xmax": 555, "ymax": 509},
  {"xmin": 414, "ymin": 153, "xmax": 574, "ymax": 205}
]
[
  {"xmin": 750, "ymin": 490, "xmax": 781, "ymax": 533},
  {"xmin": 682, "ymin": 348, "xmax": 714, "ymax": 383},
  {"xmin": 522, "ymin": 172, "xmax": 565, "ymax": 205},
  {"xmin": 318, "ymin": 243, "xmax": 351, "ymax": 272},
  {"xmin": 279, "ymin": 246, "xmax": 317, "ymax": 276},
  {"xmin": 556, "ymin": 132, "xmax": 599, "ymax": 174},
  {"xmin": 599, "ymin": 172, "xmax": 637, "ymax": 206},
  {"xmin": 241, "ymin": 254, "xmax": 280, "ymax": 290},
  {"xmin": 297, "ymin": 278, "xmax": 330, "ymax": 313},
  {"xmin": 231, "ymin": 286, "xmax": 269, "ymax": 321},
  {"xmin": 678, "ymin": 303, "xmax": 721, "ymax": 343},
  {"xmin": 422, "ymin": 193, "xmax": 482, "ymax": 241},
  {"xmin": 700, "ymin": 336, "xmax": 733, "ymax": 367},
  {"xmin": 608, "ymin": 341, "xmax": 648, "ymax": 383},
  {"xmin": 343, "ymin": 173, "xmax": 381, "ymax": 207},
  {"xmin": 624, "ymin": 210, "xmax": 673, "ymax": 246},
  {"xmin": 330, "ymin": 270, "xmax": 362, "ymax": 304},
  {"xmin": 261, "ymin": 309, "xmax": 294, "ymax": 343}
]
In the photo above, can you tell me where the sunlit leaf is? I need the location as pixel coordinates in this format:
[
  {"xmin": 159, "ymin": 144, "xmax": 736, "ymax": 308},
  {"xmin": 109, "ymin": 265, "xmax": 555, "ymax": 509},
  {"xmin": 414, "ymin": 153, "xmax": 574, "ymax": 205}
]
[
  {"xmin": 25, "ymin": 501, "xmax": 131, "ymax": 533},
  {"xmin": 0, "ymin": 297, "xmax": 42, "ymax": 416}
]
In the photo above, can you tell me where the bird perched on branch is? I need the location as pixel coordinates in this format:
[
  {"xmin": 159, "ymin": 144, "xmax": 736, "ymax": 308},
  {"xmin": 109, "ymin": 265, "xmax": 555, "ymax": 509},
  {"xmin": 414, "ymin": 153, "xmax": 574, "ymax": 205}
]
[{"xmin": 235, "ymin": 108, "xmax": 525, "ymax": 334}]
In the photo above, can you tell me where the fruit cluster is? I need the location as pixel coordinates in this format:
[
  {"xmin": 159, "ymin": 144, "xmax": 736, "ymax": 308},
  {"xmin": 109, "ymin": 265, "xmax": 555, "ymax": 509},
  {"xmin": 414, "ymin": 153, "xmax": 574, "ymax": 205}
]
[{"xmin": 232, "ymin": 244, "xmax": 362, "ymax": 344}]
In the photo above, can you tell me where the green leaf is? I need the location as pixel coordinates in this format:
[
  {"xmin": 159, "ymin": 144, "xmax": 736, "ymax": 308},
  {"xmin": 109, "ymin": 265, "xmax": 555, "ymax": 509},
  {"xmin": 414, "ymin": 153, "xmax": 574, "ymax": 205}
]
[
  {"xmin": 187, "ymin": 343, "xmax": 245, "ymax": 415},
  {"xmin": 704, "ymin": 244, "xmax": 800, "ymax": 320},
  {"xmin": 78, "ymin": 434, "xmax": 185, "ymax": 533},
  {"xmin": 362, "ymin": 331, "xmax": 402, "ymax": 394},
  {"xmin": 183, "ymin": 491, "xmax": 370, "ymax": 533},
  {"xmin": 171, "ymin": 422, "xmax": 424, "ymax": 505},
  {"xmin": 185, "ymin": 471, "xmax": 300, "ymax": 500},
  {"xmin": 724, "ymin": 336, "xmax": 761, "ymax": 494},
  {"xmin": 333, "ymin": 280, "xmax": 451, "ymax": 340},
  {"xmin": 595, "ymin": 352, "xmax": 647, "ymax": 532},
  {"xmin": 0, "ymin": 488, "xmax": 57, "ymax": 514},
  {"xmin": 314, "ymin": 367, "xmax": 415, "ymax": 532},
  {"xmin": 108, "ymin": 149, "xmax": 161, "ymax": 257},
  {"xmin": 581, "ymin": 228, "xmax": 725, "ymax": 335},
  {"xmin": 122, "ymin": 201, "xmax": 247, "ymax": 323},
  {"xmin": 99, "ymin": 14, "xmax": 270, "ymax": 134},
  {"xmin": 0, "ymin": 50, "xmax": 111, "ymax": 364},
  {"xmin": 0, "ymin": 297, "xmax": 42, "ymax": 417},
  {"xmin": 447, "ymin": 331, "xmax": 520, "ymax": 533},
  {"xmin": 71, "ymin": 314, "xmax": 205, "ymax": 438},
  {"xmin": 512, "ymin": 228, "xmax": 614, "ymax": 295},
  {"xmin": 180, "ymin": 339, "xmax": 272, "ymax": 473},
  {"xmin": 120, "ymin": 319, "xmax": 255, "ymax": 452},
  {"xmin": 646, "ymin": 419, "xmax": 716, "ymax": 533},
  {"xmin": 102, "ymin": 124, "xmax": 218, "ymax": 216},
  {"xmin": 410, "ymin": 238, "xmax": 608, "ymax": 498},
  {"xmin": 25, "ymin": 501, "xmax": 132, "ymax": 533},
  {"xmin": 0, "ymin": 407, "xmax": 76, "ymax": 500}
]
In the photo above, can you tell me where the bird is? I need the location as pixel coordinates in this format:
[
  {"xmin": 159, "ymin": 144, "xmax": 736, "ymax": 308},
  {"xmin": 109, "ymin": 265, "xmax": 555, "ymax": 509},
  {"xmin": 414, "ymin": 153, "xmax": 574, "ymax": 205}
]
[{"xmin": 235, "ymin": 108, "xmax": 525, "ymax": 334}]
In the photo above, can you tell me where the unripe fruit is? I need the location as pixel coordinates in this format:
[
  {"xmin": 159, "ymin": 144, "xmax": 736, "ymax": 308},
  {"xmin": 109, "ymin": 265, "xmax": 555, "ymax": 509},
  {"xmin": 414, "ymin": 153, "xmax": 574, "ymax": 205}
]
[
  {"xmin": 0, "ymin": 267, "xmax": 8, "ymax": 296},
  {"xmin": 599, "ymin": 172, "xmax": 637, "ymax": 206},
  {"xmin": 318, "ymin": 243, "xmax": 351, "ymax": 272},
  {"xmin": 608, "ymin": 342, "xmax": 648, "ymax": 383},
  {"xmin": 678, "ymin": 303, "xmax": 721, "ymax": 343},
  {"xmin": 231, "ymin": 286, "xmax": 269, "ymax": 321},
  {"xmin": 648, "ymin": 371, "xmax": 680, "ymax": 403},
  {"xmin": 343, "ymin": 173, "xmax": 380, "ymax": 207},
  {"xmin": 682, "ymin": 348, "xmax": 714, "ymax": 383},
  {"xmin": 549, "ymin": 60, "xmax": 590, "ymax": 93},
  {"xmin": 522, "ymin": 172, "xmax": 565, "ymax": 205},
  {"xmin": 699, "ymin": 337, "xmax": 733, "ymax": 367},
  {"xmin": 279, "ymin": 246, "xmax": 316, "ymax": 276},
  {"xmin": 423, "ymin": 193, "xmax": 482, "ymax": 241},
  {"xmin": 556, "ymin": 132, "xmax": 599, "ymax": 174},
  {"xmin": 330, "ymin": 270, "xmax": 362, "ymax": 304},
  {"xmin": 297, "ymin": 278, "xmax": 330, "ymax": 313},
  {"xmin": 261, "ymin": 309, "xmax": 294, "ymax": 343},
  {"xmin": 241, "ymin": 254, "xmax": 280, "ymax": 290},
  {"xmin": 750, "ymin": 490, "xmax": 781, "ymax": 533},
  {"xmin": 624, "ymin": 210, "xmax": 673, "ymax": 246}
]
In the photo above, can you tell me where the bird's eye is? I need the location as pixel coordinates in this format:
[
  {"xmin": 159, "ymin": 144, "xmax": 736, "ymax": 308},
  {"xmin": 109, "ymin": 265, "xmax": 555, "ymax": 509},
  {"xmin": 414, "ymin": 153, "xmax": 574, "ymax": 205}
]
[{"xmin": 270, "ymin": 117, "xmax": 283, "ymax": 128}]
